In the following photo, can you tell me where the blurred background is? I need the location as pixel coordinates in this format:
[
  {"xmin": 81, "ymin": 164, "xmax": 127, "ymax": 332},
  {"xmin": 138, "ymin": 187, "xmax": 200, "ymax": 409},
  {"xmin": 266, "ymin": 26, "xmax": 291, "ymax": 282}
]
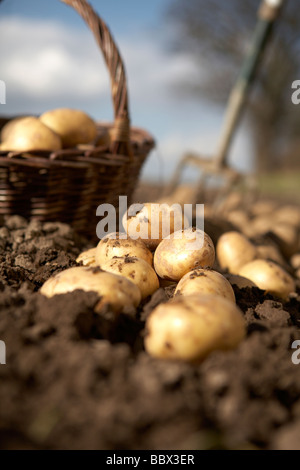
[{"xmin": 0, "ymin": 0, "xmax": 299, "ymax": 199}]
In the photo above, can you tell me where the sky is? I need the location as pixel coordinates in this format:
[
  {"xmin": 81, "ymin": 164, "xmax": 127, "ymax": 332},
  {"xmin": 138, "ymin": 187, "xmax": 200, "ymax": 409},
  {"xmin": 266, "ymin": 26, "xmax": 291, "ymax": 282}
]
[{"xmin": 0, "ymin": 0, "xmax": 252, "ymax": 183}]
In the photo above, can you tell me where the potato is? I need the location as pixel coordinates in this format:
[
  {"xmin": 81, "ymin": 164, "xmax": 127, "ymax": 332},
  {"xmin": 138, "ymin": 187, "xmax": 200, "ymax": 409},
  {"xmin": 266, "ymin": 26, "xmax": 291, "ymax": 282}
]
[
  {"xmin": 239, "ymin": 259, "xmax": 295, "ymax": 300},
  {"xmin": 250, "ymin": 200, "xmax": 277, "ymax": 217},
  {"xmin": 216, "ymin": 231, "xmax": 257, "ymax": 274},
  {"xmin": 275, "ymin": 205, "xmax": 300, "ymax": 227},
  {"xmin": 155, "ymin": 184, "xmax": 198, "ymax": 206},
  {"xmin": 40, "ymin": 266, "xmax": 141, "ymax": 313},
  {"xmin": 76, "ymin": 248, "xmax": 98, "ymax": 267},
  {"xmin": 175, "ymin": 268, "xmax": 235, "ymax": 303},
  {"xmin": 271, "ymin": 223, "xmax": 299, "ymax": 258},
  {"xmin": 224, "ymin": 273, "xmax": 256, "ymax": 289},
  {"xmin": 250, "ymin": 216, "xmax": 273, "ymax": 236},
  {"xmin": 122, "ymin": 202, "xmax": 189, "ymax": 250},
  {"xmin": 145, "ymin": 294, "xmax": 246, "ymax": 362},
  {"xmin": 0, "ymin": 116, "xmax": 61, "ymax": 152},
  {"xmin": 154, "ymin": 228, "xmax": 215, "ymax": 281},
  {"xmin": 226, "ymin": 210, "xmax": 250, "ymax": 231},
  {"xmin": 256, "ymin": 243, "xmax": 286, "ymax": 267},
  {"xmin": 217, "ymin": 191, "xmax": 243, "ymax": 214},
  {"xmin": 96, "ymin": 232, "xmax": 153, "ymax": 266},
  {"xmin": 291, "ymin": 253, "xmax": 300, "ymax": 270},
  {"xmin": 40, "ymin": 108, "xmax": 97, "ymax": 148},
  {"xmin": 0, "ymin": 116, "xmax": 30, "ymax": 142},
  {"xmin": 101, "ymin": 256, "xmax": 159, "ymax": 300},
  {"xmin": 249, "ymin": 218, "xmax": 299, "ymax": 257}
]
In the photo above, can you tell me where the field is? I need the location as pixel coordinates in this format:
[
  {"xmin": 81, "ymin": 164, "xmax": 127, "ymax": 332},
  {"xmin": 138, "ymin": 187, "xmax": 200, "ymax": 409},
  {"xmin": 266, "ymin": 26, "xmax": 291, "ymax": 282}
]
[{"xmin": 0, "ymin": 182, "xmax": 299, "ymax": 450}]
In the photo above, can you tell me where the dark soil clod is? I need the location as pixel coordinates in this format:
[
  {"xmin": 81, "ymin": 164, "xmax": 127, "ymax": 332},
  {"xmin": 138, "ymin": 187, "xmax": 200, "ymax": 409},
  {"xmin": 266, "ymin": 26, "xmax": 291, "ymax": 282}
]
[{"xmin": 0, "ymin": 216, "xmax": 299, "ymax": 450}]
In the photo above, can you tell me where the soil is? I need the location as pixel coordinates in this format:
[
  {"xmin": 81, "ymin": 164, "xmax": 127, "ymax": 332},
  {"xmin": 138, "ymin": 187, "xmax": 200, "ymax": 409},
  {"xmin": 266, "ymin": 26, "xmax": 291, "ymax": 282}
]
[{"xmin": 0, "ymin": 214, "xmax": 300, "ymax": 450}]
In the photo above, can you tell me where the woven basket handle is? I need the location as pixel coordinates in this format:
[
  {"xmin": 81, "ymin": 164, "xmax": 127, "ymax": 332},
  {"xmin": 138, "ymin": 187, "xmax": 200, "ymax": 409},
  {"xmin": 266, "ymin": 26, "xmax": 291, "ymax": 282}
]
[{"xmin": 62, "ymin": 0, "xmax": 132, "ymax": 156}]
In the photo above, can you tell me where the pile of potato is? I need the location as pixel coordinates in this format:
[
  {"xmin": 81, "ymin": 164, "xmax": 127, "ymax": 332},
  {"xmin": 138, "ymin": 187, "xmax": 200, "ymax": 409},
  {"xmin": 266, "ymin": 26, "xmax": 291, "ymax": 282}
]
[
  {"xmin": 0, "ymin": 108, "xmax": 100, "ymax": 152},
  {"xmin": 40, "ymin": 201, "xmax": 298, "ymax": 364},
  {"xmin": 216, "ymin": 231, "xmax": 296, "ymax": 300},
  {"xmin": 217, "ymin": 195, "xmax": 300, "ymax": 271}
]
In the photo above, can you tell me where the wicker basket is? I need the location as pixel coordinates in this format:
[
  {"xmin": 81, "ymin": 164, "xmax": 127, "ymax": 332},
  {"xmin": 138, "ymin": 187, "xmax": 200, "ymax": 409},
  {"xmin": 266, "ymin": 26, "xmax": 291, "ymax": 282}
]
[{"xmin": 0, "ymin": 0, "xmax": 155, "ymax": 239}]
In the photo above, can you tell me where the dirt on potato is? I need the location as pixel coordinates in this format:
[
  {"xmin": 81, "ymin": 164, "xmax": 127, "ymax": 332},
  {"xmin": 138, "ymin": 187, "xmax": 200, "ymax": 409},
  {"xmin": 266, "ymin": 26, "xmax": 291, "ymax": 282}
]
[{"xmin": 0, "ymin": 214, "xmax": 300, "ymax": 450}]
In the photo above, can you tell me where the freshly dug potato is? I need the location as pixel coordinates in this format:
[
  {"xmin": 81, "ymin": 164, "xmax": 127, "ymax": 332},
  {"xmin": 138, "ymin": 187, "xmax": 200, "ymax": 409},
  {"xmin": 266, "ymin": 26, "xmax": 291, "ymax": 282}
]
[
  {"xmin": 249, "ymin": 218, "xmax": 299, "ymax": 258},
  {"xmin": 250, "ymin": 200, "xmax": 277, "ymax": 217},
  {"xmin": 0, "ymin": 116, "xmax": 61, "ymax": 152},
  {"xmin": 216, "ymin": 191, "xmax": 243, "ymax": 214},
  {"xmin": 224, "ymin": 273, "xmax": 256, "ymax": 289},
  {"xmin": 96, "ymin": 232, "xmax": 153, "ymax": 266},
  {"xmin": 248, "ymin": 216, "xmax": 273, "ymax": 236},
  {"xmin": 239, "ymin": 259, "xmax": 295, "ymax": 300},
  {"xmin": 155, "ymin": 184, "xmax": 198, "ymax": 207},
  {"xmin": 145, "ymin": 294, "xmax": 246, "ymax": 362},
  {"xmin": 175, "ymin": 268, "xmax": 235, "ymax": 303},
  {"xmin": 101, "ymin": 256, "xmax": 159, "ymax": 300},
  {"xmin": 199, "ymin": 217, "xmax": 236, "ymax": 247},
  {"xmin": 154, "ymin": 228, "xmax": 215, "ymax": 281},
  {"xmin": 271, "ymin": 223, "xmax": 299, "ymax": 258},
  {"xmin": 40, "ymin": 266, "xmax": 141, "ymax": 313},
  {"xmin": 256, "ymin": 243, "xmax": 286, "ymax": 267},
  {"xmin": 275, "ymin": 205, "xmax": 300, "ymax": 227},
  {"xmin": 76, "ymin": 248, "xmax": 98, "ymax": 267},
  {"xmin": 291, "ymin": 253, "xmax": 300, "ymax": 270},
  {"xmin": 40, "ymin": 108, "xmax": 97, "ymax": 148},
  {"xmin": 216, "ymin": 231, "xmax": 256, "ymax": 274},
  {"xmin": 226, "ymin": 210, "xmax": 250, "ymax": 232},
  {"xmin": 122, "ymin": 202, "xmax": 189, "ymax": 250}
]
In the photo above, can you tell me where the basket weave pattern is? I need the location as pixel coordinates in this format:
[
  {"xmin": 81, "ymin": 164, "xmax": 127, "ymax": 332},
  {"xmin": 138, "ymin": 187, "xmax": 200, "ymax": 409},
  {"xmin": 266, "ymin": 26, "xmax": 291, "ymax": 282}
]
[{"xmin": 0, "ymin": 0, "xmax": 154, "ymax": 238}]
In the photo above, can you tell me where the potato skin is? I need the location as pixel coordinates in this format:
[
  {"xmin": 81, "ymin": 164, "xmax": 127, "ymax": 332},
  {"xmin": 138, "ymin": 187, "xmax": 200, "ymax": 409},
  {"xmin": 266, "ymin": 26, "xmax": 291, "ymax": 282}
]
[
  {"xmin": 1, "ymin": 116, "xmax": 31, "ymax": 142},
  {"xmin": 226, "ymin": 210, "xmax": 250, "ymax": 232},
  {"xmin": 291, "ymin": 253, "xmax": 300, "ymax": 270},
  {"xmin": 175, "ymin": 268, "xmax": 235, "ymax": 303},
  {"xmin": 256, "ymin": 243, "xmax": 286, "ymax": 267},
  {"xmin": 145, "ymin": 294, "xmax": 246, "ymax": 362},
  {"xmin": 40, "ymin": 108, "xmax": 97, "ymax": 148},
  {"xmin": 154, "ymin": 228, "xmax": 215, "ymax": 281},
  {"xmin": 0, "ymin": 116, "xmax": 62, "ymax": 152},
  {"xmin": 96, "ymin": 232, "xmax": 153, "ymax": 266},
  {"xmin": 271, "ymin": 223, "xmax": 299, "ymax": 258},
  {"xmin": 224, "ymin": 273, "xmax": 256, "ymax": 289},
  {"xmin": 101, "ymin": 256, "xmax": 159, "ymax": 299},
  {"xmin": 216, "ymin": 231, "xmax": 257, "ymax": 274},
  {"xmin": 76, "ymin": 248, "xmax": 98, "ymax": 267},
  {"xmin": 122, "ymin": 202, "xmax": 189, "ymax": 250},
  {"xmin": 275, "ymin": 205, "xmax": 300, "ymax": 227},
  {"xmin": 40, "ymin": 266, "xmax": 141, "ymax": 313},
  {"xmin": 239, "ymin": 259, "xmax": 295, "ymax": 300}
]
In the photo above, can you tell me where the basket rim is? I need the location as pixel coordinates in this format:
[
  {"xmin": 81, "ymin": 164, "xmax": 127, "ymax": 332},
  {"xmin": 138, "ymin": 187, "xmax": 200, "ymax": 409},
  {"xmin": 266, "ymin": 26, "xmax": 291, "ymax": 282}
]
[
  {"xmin": 0, "ymin": 118, "xmax": 155, "ymax": 168},
  {"xmin": 0, "ymin": 116, "xmax": 155, "ymax": 145}
]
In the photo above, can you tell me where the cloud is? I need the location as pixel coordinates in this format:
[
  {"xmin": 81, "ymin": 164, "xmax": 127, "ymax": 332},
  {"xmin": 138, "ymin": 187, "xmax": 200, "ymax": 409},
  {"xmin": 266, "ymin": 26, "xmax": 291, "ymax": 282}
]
[
  {"xmin": 121, "ymin": 36, "xmax": 199, "ymax": 104},
  {"xmin": 0, "ymin": 17, "xmax": 109, "ymax": 101},
  {"xmin": 0, "ymin": 16, "xmax": 252, "ymax": 180},
  {"xmin": 0, "ymin": 16, "xmax": 198, "ymax": 109}
]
